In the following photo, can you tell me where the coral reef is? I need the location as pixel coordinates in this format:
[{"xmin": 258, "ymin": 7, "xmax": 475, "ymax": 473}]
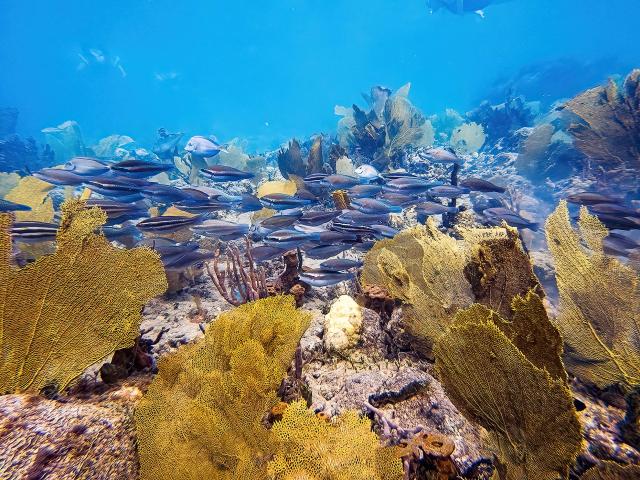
[
  {"xmin": 434, "ymin": 295, "xmax": 582, "ymax": 480},
  {"xmin": 135, "ymin": 296, "xmax": 311, "ymax": 480},
  {"xmin": 563, "ymin": 69, "xmax": 640, "ymax": 191},
  {"xmin": 449, "ymin": 122, "xmax": 486, "ymax": 154},
  {"xmin": 0, "ymin": 200, "xmax": 167, "ymax": 394},
  {"xmin": 267, "ymin": 400, "xmax": 403, "ymax": 480},
  {"xmin": 323, "ymin": 294, "xmax": 364, "ymax": 353},
  {"xmin": 545, "ymin": 201, "xmax": 640, "ymax": 390},
  {"xmin": 0, "ymin": 384, "xmax": 142, "ymax": 479}
]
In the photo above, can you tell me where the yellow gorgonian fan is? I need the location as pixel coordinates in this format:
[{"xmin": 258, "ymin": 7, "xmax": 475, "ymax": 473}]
[
  {"xmin": 0, "ymin": 199, "xmax": 167, "ymax": 394},
  {"xmin": 545, "ymin": 201, "xmax": 640, "ymax": 389},
  {"xmin": 4, "ymin": 176, "xmax": 55, "ymax": 222},
  {"xmin": 135, "ymin": 296, "xmax": 311, "ymax": 480},
  {"xmin": 268, "ymin": 400, "xmax": 403, "ymax": 480}
]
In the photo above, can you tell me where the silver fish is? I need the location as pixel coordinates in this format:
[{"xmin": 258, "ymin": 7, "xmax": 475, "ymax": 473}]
[
  {"xmin": 111, "ymin": 160, "xmax": 173, "ymax": 178},
  {"xmin": 459, "ymin": 177, "xmax": 506, "ymax": 193},
  {"xmin": 11, "ymin": 221, "xmax": 59, "ymax": 243},
  {"xmin": 136, "ymin": 215, "xmax": 202, "ymax": 233},
  {"xmin": 383, "ymin": 177, "xmax": 433, "ymax": 194},
  {"xmin": 566, "ymin": 192, "xmax": 623, "ymax": 206},
  {"xmin": 319, "ymin": 258, "xmax": 363, "ymax": 271},
  {"xmin": 184, "ymin": 135, "xmax": 227, "ymax": 157},
  {"xmin": 162, "ymin": 249, "xmax": 216, "ymax": 271},
  {"xmin": 484, "ymin": 207, "xmax": 537, "ymax": 229},
  {"xmin": 351, "ymin": 198, "xmax": 401, "ymax": 214},
  {"xmin": 347, "ymin": 184, "xmax": 383, "ymax": 198},
  {"xmin": 191, "ymin": 219, "xmax": 249, "ymax": 240},
  {"xmin": 84, "ymin": 199, "xmax": 146, "ymax": 219},
  {"xmin": 260, "ymin": 213, "xmax": 302, "ymax": 230},
  {"xmin": 260, "ymin": 193, "xmax": 313, "ymax": 210},
  {"xmin": 304, "ymin": 243, "xmax": 353, "ymax": 259},
  {"xmin": 137, "ymin": 238, "xmax": 200, "ymax": 257},
  {"xmin": 415, "ymin": 201, "xmax": 459, "ymax": 216},
  {"xmin": 423, "ymin": 147, "xmax": 463, "ymax": 164},
  {"xmin": 299, "ymin": 270, "xmax": 355, "ymax": 287},
  {"xmin": 317, "ymin": 231, "xmax": 358, "ymax": 244},
  {"xmin": 589, "ymin": 203, "xmax": 640, "ymax": 218},
  {"xmin": 321, "ymin": 174, "xmax": 359, "ymax": 189},
  {"xmin": 371, "ymin": 224, "xmax": 399, "ymax": 239},
  {"xmin": 335, "ymin": 210, "xmax": 389, "ymax": 226},
  {"xmin": 33, "ymin": 168, "xmax": 85, "ymax": 186},
  {"xmin": 354, "ymin": 164, "xmax": 380, "ymax": 183},
  {"xmin": 200, "ymin": 165, "xmax": 254, "ymax": 182},
  {"xmin": 297, "ymin": 210, "xmax": 341, "ymax": 226},
  {"xmin": 428, "ymin": 185, "xmax": 470, "ymax": 198},
  {"xmin": 250, "ymin": 245, "xmax": 287, "ymax": 262},
  {"xmin": 264, "ymin": 229, "xmax": 320, "ymax": 249},
  {"xmin": 142, "ymin": 184, "xmax": 193, "ymax": 203},
  {"xmin": 64, "ymin": 157, "xmax": 110, "ymax": 176}
]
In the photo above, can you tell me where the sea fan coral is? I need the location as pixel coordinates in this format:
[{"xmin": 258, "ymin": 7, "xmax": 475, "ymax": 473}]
[
  {"xmin": 449, "ymin": 122, "xmax": 486, "ymax": 154},
  {"xmin": 0, "ymin": 199, "xmax": 167, "ymax": 394},
  {"xmin": 383, "ymin": 84, "xmax": 433, "ymax": 157},
  {"xmin": 564, "ymin": 69, "xmax": 640, "ymax": 190},
  {"xmin": 4, "ymin": 175, "xmax": 55, "ymax": 222},
  {"xmin": 135, "ymin": 296, "xmax": 311, "ymax": 480},
  {"xmin": 545, "ymin": 201, "xmax": 640, "ymax": 389},
  {"xmin": 434, "ymin": 297, "xmax": 581, "ymax": 480},
  {"xmin": 267, "ymin": 400, "xmax": 403, "ymax": 480},
  {"xmin": 580, "ymin": 461, "xmax": 640, "ymax": 479}
]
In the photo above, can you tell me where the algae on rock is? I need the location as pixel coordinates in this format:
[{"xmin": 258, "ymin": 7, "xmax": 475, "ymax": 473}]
[
  {"xmin": 0, "ymin": 199, "xmax": 167, "ymax": 394},
  {"xmin": 545, "ymin": 201, "xmax": 640, "ymax": 389}
]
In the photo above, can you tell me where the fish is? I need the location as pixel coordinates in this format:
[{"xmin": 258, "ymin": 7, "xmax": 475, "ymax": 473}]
[
  {"xmin": 383, "ymin": 177, "xmax": 434, "ymax": 194},
  {"xmin": 137, "ymin": 238, "xmax": 200, "ymax": 257},
  {"xmin": 102, "ymin": 224, "xmax": 141, "ymax": 242},
  {"xmin": 299, "ymin": 270, "xmax": 355, "ymax": 287},
  {"xmin": 110, "ymin": 159, "xmax": 173, "ymax": 178},
  {"xmin": 589, "ymin": 203, "xmax": 640, "ymax": 218},
  {"xmin": 459, "ymin": 177, "xmax": 506, "ymax": 193},
  {"xmin": 321, "ymin": 174, "xmax": 360, "ymax": 190},
  {"xmin": 603, "ymin": 233, "xmax": 640, "ymax": 257},
  {"xmin": 184, "ymin": 135, "xmax": 227, "ymax": 157},
  {"xmin": 423, "ymin": 147, "xmax": 463, "ymax": 164},
  {"xmin": 303, "ymin": 173, "xmax": 329, "ymax": 185},
  {"xmin": 354, "ymin": 164, "xmax": 380, "ymax": 183},
  {"xmin": 264, "ymin": 229, "xmax": 320, "ymax": 249},
  {"xmin": 566, "ymin": 192, "xmax": 623, "ymax": 206},
  {"xmin": 200, "ymin": 165, "xmax": 254, "ymax": 182},
  {"xmin": 191, "ymin": 219, "xmax": 250, "ymax": 240},
  {"xmin": 483, "ymin": 207, "xmax": 537, "ymax": 229},
  {"xmin": 428, "ymin": 185, "xmax": 470, "ymax": 198},
  {"xmin": 86, "ymin": 176, "xmax": 150, "ymax": 197},
  {"xmin": 259, "ymin": 213, "xmax": 302, "ymax": 230},
  {"xmin": 142, "ymin": 184, "xmax": 193, "ymax": 203},
  {"xmin": 351, "ymin": 198, "xmax": 402, "ymax": 214},
  {"xmin": 11, "ymin": 221, "xmax": 59, "ymax": 243},
  {"xmin": 84, "ymin": 199, "xmax": 146, "ymax": 219},
  {"xmin": 162, "ymin": 249, "xmax": 216, "ymax": 271},
  {"xmin": 304, "ymin": 243, "xmax": 353, "ymax": 259},
  {"xmin": 250, "ymin": 245, "xmax": 287, "ymax": 262},
  {"xmin": 335, "ymin": 210, "xmax": 389, "ymax": 226},
  {"xmin": 347, "ymin": 184, "xmax": 383, "ymax": 198},
  {"xmin": 381, "ymin": 171, "xmax": 417, "ymax": 180},
  {"xmin": 319, "ymin": 258, "xmax": 363, "ymax": 271},
  {"xmin": 152, "ymin": 129, "xmax": 183, "ymax": 159},
  {"xmin": 173, "ymin": 200, "xmax": 229, "ymax": 213},
  {"xmin": 316, "ymin": 230, "xmax": 358, "ymax": 244},
  {"xmin": 415, "ymin": 201, "xmax": 459, "ymax": 216},
  {"xmin": 136, "ymin": 215, "xmax": 202, "ymax": 233},
  {"xmin": 260, "ymin": 193, "xmax": 313, "ymax": 210},
  {"xmin": 594, "ymin": 214, "xmax": 640, "ymax": 230},
  {"xmin": 64, "ymin": 157, "xmax": 110, "ymax": 176},
  {"xmin": 0, "ymin": 198, "xmax": 31, "ymax": 212},
  {"xmin": 330, "ymin": 221, "xmax": 377, "ymax": 235},
  {"xmin": 371, "ymin": 225, "xmax": 399, "ymax": 239},
  {"xmin": 33, "ymin": 168, "xmax": 86, "ymax": 186},
  {"xmin": 297, "ymin": 210, "xmax": 341, "ymax": 226},
  {"xmin": 471, "ymin": 195, "xmax": 503, "ymax": 214},
  {"xmin": 378, "ymin": 192, "xmax": 420, "ymax": 207},
  {"xmin": 236, "ymin": 194, "xmax": 263, "ymax": 212}
]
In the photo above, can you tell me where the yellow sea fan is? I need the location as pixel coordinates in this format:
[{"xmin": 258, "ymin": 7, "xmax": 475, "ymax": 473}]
[
  {"xmin": 545, "ymin": 201, "xmax": 640, "ymax": 388},
  {"xmin": 135, "ymin": 296, "xmax": 311, "ymax": 480},
  {"xmin": 450, "ymin": 122, "xmax": 486, "ymax": 154},
  {"xmin": 0, "ymin": 199, "xmax": 167, "ymax": 393},
  {"xmin": 268, "ymin": 400, "xmax": 403, "ymax": 480},
  {"xmin": 435, "ymin": 307, "xmax": 581, "ymax": 480},
  {"xmin": 4, "ymin": 176, "xmax": 55, "ymax": 222},
  {"xmin": 0, "ymin": 172, "xmax": 20, "ymax": 198}
]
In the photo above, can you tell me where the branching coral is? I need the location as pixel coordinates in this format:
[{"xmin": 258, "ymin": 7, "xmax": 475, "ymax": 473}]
[
  {"xmin": 0, "ymin": 199, "xmax": 167, "ymax": 394},
  {"xmin": 545, "ymin": 201, "xmax": 640, "ymax": 389},
  {"xmin": 267, "ymin": 400, "xmax": 403, "ymax": 480},
  {"xmin": 564, "ymin": 70, "xmax": 640, "ymax": 189},
  {"xmin": 135, "ymin": 296, "xmax": 312, "ymax": 480},
  {"xmin": 434, "ymin": 295, "xmax": 581, "ymax": 480}
]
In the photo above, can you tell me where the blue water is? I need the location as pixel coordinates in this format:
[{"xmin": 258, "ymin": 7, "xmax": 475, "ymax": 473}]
[{"xmin": 1, "ymin": 0, "xmax": 638, "ymax": 151}]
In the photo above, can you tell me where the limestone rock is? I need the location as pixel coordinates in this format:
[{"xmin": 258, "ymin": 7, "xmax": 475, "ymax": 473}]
[{"xmin": 324, "ymin": 295, "xmax": 363, "ymax": 353}]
